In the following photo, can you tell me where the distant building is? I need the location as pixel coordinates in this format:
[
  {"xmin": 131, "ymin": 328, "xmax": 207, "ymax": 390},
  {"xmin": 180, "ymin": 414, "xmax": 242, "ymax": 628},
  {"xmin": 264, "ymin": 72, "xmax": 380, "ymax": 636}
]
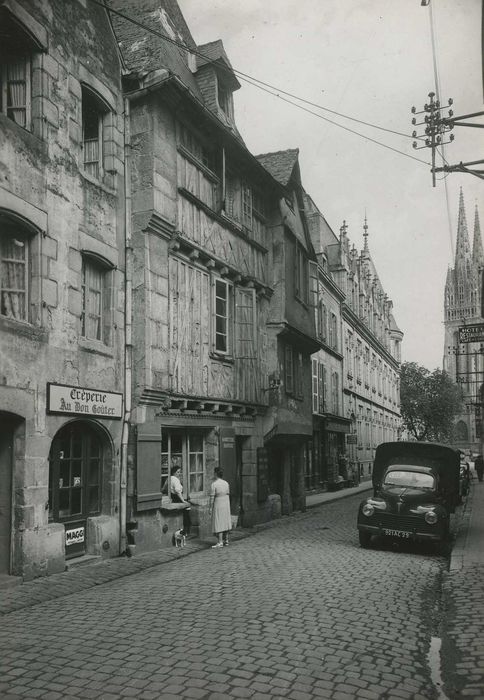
[
  {"xmin": 443, "ymin": 189, "xmax": 484, "ymax": 452},
  {"xmin": 306, "ymin": 195, "xmax": 403, "ymax": 478}
]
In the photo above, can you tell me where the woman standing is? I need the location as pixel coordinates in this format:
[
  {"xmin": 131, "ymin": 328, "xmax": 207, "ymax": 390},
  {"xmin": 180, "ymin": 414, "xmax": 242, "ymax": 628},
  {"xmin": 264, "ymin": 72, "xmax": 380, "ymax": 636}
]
[
  {"xmin": 209, "ymin": 467, "xmax": 232, "ymax": 548},
  {"xmin": 170, "ymin": 465, "xmax": 191, "ymax": 535}
]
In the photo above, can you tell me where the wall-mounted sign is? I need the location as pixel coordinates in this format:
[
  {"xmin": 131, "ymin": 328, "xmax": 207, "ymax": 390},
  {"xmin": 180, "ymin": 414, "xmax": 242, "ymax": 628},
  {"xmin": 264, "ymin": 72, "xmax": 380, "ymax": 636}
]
[
  {"xmin": 47, "ymin": 383, "xmax": 123, "ymax": 419},
  {"xmin": 65, "ymin": 526, "xmax": 85, "ymax": 546},
  {"xmin": 459, "ymin": 324, "xmax": 484, "ymax": 344},
  {"xmin": 346, "ymin": 433, "xmax": 358, "ymax": 444}
]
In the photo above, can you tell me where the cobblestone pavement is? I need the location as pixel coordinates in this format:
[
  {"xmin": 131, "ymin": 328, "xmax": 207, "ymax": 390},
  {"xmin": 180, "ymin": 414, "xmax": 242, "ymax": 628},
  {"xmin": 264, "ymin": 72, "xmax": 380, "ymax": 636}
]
[{"xmin": 0, "ymin": 493, "xmax": 456, "ymax": 700}]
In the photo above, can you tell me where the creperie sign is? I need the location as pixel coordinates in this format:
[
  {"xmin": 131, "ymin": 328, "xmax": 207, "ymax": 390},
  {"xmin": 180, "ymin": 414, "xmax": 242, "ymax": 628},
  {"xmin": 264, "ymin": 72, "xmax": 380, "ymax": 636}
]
[{"xmin": 47, "ymin": 383, "xmax": 123, "ymax": 419}]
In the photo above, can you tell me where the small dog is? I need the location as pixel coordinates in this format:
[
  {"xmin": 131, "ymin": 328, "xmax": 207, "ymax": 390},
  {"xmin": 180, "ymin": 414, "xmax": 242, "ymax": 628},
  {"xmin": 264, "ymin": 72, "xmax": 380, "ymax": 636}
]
[{"xmin": 173, "ymin": 528, "xmax": 187, "ymax": 548}]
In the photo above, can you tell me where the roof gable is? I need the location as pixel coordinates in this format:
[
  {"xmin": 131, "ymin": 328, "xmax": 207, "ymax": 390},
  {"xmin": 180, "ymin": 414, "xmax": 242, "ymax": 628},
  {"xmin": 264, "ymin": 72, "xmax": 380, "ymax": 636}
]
[{"xmin": 255, "ymin": 149, "xmax": 299, "ymax": 187}]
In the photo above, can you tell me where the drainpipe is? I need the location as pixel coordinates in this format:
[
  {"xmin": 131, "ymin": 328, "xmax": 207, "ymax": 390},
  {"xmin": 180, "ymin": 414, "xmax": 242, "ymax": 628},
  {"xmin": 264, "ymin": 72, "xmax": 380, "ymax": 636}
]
[{"xmin": 120, "ymin": 95, "xmax": 132, "ymax": 555}]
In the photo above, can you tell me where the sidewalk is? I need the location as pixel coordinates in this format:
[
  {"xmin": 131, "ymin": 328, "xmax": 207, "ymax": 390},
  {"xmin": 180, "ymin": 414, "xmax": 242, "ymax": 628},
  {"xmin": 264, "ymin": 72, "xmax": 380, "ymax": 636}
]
[
  {"xmin": 442, "ymin": 474, "xmax": 484, "ymax": 699},
  {"xmin": 449, "ymin": 472, "xmax": 484, "ymax": 571}
]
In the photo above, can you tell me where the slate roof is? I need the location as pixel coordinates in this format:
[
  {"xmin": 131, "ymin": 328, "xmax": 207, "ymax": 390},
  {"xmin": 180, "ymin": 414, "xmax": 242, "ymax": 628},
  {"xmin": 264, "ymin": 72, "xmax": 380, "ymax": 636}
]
[
  {"xmin": 255, "ymin": 149, "xmax": 299, "ymax": 187},
  {"xmin": 197, "ymin": 40, "xmax": 241, "ymax": 90},
  {"xmin": 107, "ymin": 0, "xmax": 203, "ymax": 99}
]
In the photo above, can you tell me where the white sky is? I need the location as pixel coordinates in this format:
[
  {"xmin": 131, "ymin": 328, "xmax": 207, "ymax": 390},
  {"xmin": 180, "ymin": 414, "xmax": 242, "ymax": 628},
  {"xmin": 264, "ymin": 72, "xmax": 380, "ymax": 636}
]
[{"xmin": 178, "ymin": 0, "xmax": 483, "ymax": 370}]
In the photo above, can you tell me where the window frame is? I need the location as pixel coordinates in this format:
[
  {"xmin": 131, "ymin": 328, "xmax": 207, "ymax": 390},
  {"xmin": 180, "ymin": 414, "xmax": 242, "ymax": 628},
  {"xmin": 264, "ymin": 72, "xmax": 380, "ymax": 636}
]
[
  {"xmin": 294, "ymin": 243, "xmax": 308, "ymax": 304},
  {"xmin": 284, "ymin": 343, "xmax": 303, "ymax": 399},
  {"xmin": 0, "ymin": 221, "xmax": 30, "ymax": 323},
  {"xmin": 213, "ymin": 276, "xmax": 234, "ymax": 356},
  {"xmin": 0, "ymin": 52, "xmax": 31, "ymax": 130},
  {"xmin": 81, "ymin": 253, "xmax": 113, "ymax": 345},
  {"xmin": 161, "ymin": 430, "xmax": 206, "ymax": 501}
]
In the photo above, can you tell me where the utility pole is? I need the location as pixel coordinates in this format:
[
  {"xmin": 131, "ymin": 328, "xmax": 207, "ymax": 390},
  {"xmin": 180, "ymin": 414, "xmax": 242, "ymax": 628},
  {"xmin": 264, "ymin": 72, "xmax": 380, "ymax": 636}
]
[{"xmin": 411, "ymin": 92, "xmax": 455, "ymax": 187}]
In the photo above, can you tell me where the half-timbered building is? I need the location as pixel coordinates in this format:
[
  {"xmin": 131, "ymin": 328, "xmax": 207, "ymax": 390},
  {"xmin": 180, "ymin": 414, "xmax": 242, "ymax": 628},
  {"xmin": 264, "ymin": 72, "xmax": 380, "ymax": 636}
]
[{"xmin": 111, "ymin": 1, "xmax": 319, "ymax": 549}]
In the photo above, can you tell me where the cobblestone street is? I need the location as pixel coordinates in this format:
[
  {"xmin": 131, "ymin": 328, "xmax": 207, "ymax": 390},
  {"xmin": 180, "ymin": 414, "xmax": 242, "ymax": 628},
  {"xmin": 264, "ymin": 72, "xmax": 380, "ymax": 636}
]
[{"xmin": 0, "ymin": 493, "xmax": 454, "ymax": 700}]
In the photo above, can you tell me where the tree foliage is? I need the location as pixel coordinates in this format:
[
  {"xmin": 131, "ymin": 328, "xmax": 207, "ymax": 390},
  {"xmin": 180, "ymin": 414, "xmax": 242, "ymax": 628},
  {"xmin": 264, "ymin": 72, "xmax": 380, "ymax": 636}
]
[{"xmin": 400, "ymin": 362, "xmax": 463, "ymax": 442}]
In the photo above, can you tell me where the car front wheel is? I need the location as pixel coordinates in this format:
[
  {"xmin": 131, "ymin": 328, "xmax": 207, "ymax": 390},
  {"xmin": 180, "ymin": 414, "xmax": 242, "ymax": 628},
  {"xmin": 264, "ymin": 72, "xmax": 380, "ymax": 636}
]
[{"xmin": 358, "ymin": 531, "xmax": 372, "ymax": 548}]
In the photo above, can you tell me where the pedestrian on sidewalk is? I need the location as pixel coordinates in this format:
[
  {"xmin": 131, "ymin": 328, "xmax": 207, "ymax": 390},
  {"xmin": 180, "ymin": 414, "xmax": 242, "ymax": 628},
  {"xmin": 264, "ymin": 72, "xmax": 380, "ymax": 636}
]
[
  {"xmin": 475, "ymin": 454, "xmax": 484, "ymax": 482},
  {"xmin": 209, "ymin": 467, "xmax": 232, "ymax": 548},
  {"xmin": 170, "ymin": 465, "xmax": 192, "ymax": 535}
]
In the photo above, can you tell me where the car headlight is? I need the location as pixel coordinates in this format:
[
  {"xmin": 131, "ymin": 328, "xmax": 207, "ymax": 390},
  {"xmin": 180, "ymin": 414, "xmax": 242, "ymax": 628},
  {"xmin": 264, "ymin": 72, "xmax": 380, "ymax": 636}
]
[
  {"xmin": 362, "ymin": 503, "xmax": 374, "ymax": 517},
  {"xmin": 424, "ymin": 510, "xmax": 438, "ymax": 525}
]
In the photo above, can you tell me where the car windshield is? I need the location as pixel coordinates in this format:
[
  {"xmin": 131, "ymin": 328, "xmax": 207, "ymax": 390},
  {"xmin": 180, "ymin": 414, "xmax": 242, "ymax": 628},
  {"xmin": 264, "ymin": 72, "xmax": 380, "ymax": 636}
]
[{"xmin": 383, "ymin": 469, "xmax": 435, "ymax": 489}]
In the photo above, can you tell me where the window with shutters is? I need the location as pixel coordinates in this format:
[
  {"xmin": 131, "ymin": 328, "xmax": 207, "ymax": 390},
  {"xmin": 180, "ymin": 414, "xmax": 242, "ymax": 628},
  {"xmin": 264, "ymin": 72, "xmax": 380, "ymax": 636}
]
[
  {"xmin": 312, "ymin": 360, "xmax": 327, "ymax": 414},
  {"xmin": 312, "ymin": 359, "xmax": 318, "ymax": 413},
  {"xmin": 137, "ymin": 428, "xmax": 206, "ymax": 512}
]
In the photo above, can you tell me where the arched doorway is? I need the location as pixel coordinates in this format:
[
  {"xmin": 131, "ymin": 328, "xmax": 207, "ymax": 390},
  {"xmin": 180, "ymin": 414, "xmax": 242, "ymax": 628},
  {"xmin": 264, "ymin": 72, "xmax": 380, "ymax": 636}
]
[
  {"xmin": 0, "ymin": 413, "xmax": 23, "ymax": 575},
  {"xmin": 48, "ymin": 421, "xmax": 107, "ymax": 559}
]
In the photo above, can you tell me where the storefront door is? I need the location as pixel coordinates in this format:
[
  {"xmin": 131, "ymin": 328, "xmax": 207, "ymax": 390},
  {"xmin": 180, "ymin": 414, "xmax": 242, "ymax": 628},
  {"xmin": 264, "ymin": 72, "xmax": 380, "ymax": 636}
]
[{"xmin": 49, "ymin": 421, "xmax": 102, "ymax": 559}]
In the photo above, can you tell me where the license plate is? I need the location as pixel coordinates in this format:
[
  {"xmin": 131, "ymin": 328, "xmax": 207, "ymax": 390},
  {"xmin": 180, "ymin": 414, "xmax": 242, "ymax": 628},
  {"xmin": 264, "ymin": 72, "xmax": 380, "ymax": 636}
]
[{"xmin": 384, "ymin": 529, "xmax": 410, "ymax": 538}]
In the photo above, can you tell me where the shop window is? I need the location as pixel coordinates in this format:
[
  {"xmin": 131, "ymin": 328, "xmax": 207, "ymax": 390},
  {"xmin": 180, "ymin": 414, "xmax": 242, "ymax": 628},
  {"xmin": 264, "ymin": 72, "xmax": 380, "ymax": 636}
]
[
  {"xmin": 213, "ymin": 278, "xmax": 233, "ymax": 355},
  {"xmin": 0, "ymin": 221, "xmax": 29, "ymax": 322},
  {"xmin": 48, "ymin": 422, "xmax": 103, "ymax": 522},
  {"xmin": 160, "ymin": 431, "xmax": 205, "ymax": 500},
  {"xmin": 81, "ymin": 254, "xmax": 112, "ymax": 344},
  {"xmin": 81, "ymin": 85, "xmax": 110, "ymax": 180}
]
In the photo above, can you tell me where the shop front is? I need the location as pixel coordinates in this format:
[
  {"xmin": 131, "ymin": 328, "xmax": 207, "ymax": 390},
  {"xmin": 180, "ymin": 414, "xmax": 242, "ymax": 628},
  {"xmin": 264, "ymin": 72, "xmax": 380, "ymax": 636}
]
[
  {"xmin": 323, "ymin": 416, "xmax": 352, "ymax": 486},
  {"xmin": 46, "ymin": 383, "xmax": 123, "ymax": 563}
]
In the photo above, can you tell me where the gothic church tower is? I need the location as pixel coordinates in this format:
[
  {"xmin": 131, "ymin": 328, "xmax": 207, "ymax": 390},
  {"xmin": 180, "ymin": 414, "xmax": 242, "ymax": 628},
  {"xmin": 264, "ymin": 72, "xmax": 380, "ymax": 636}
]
[{"xmin": 443, "ymin": 189, "xmax": 484, "ymax": 451}]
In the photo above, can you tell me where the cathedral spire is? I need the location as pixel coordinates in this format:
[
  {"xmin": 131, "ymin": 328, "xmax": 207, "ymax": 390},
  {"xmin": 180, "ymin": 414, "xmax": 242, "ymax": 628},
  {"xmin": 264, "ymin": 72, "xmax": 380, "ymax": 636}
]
[
  {"xmin": 454, "ymin": 188, "xmax": 472, "ymax": 272},
  {"xmin": 362, "ymin": 213, "xmax": 369, "ymax": 257},
  {"xmin": 472, "ymin": 204, "xmax": 484, "ymax": 268}
]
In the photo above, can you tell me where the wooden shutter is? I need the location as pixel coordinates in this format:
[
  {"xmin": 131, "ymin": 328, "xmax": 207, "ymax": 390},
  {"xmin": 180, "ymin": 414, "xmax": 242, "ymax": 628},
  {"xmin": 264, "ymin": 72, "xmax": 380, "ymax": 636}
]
[
  {"xmin": 285, "ymin": 345, "xmax": 294, "ymax": 394},
  {"xmin": 312, "ymin": 358, "xmax": 318, "ymax": 413},
  {"xmin": 136, "ymin": 425, "xmax": 162, "ymax": 511},
  {"xmin": 309, "ymin": 261, "xmax": 318, "ymax": 330},
  {"xmin": 235, "ymin": 287, "xmax": 257, "ymax": 400}
]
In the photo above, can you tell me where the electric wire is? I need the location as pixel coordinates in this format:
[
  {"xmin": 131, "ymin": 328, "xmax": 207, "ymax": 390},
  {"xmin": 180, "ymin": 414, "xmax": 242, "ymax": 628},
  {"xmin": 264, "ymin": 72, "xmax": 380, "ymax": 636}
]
[
  {"xmin": 94, "ymin": 0, "xmax": 430, "ymax": 167},
  {"xmin": 429, "ymin": 1, "xmax": 455, "ymax": 259},
  {"xmin": 241, "ymin": 72, "xmax": 431, "ymax": 166}
]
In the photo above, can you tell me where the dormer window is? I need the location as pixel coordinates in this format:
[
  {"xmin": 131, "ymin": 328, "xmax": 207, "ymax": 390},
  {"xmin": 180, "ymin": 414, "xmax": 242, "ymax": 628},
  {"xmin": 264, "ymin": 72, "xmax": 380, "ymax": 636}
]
[{"xmin": 217, "ymin": 80, "xmax": 234, "ymax": 121}]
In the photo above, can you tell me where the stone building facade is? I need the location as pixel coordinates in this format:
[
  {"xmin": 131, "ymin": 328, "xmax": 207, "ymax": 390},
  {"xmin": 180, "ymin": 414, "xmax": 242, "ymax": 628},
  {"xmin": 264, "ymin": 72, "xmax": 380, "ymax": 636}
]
[
  {"xmin": 1, "ymin": 0, "xmax": 405, "ymax": 577},
  {"xmin": 306, "ymin": 195, "xmax": 402, "ymax": 477},
  {"xmin": 0, "ymin": 0, "xmax": 126, "ymax": 579},
  {"xmin": 109, "ymin": 2, "xmax": 320, "ymax": 554},
  {"xmin": 443, "ymin": 189, "xmax": 484, "ymax": 453}
]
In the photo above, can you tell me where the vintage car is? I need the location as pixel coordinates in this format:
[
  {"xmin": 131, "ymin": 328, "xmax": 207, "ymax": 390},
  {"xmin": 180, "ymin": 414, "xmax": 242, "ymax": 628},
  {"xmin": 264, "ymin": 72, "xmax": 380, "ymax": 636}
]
[{"xmin": 357, "ymin": 441, "xmax": 460, "ymax": 551}]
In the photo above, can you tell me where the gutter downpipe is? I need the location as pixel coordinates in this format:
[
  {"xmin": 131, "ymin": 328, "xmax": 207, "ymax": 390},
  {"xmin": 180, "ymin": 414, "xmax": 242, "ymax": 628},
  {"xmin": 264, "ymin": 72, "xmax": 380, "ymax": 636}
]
[{"xmin": 120, "ymin": 94, "xmax": 132, "ymax": 555}]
